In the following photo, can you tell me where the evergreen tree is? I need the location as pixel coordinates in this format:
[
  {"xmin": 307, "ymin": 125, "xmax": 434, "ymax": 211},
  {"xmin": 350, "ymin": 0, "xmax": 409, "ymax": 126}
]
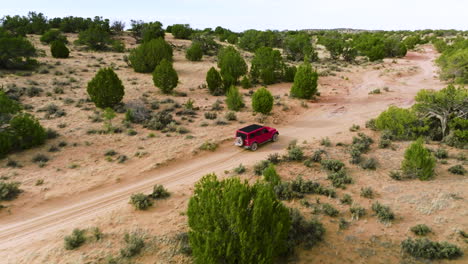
[
  {"xmin": 225, "ymin": 86, "xmax": 244, "ymax": 111},
  {"xmin": 290, "ymin": 60, "xmax": 318, "ymax": 99},
  {"xmin": 263, "ymin": 163, "xmax": 281, "ymax": 186},
  {"xmin": 217, "ymin": 46, "xmax": 247, "ymax": 87},
  {"xmin": 50, "ymin": 40, "xmax": 70, "ymax": 58},
  {"xmin": 206, "ymin": 67, "xmax": 224, "ymax": 95},
  {"xmin": 152, "ymin": 59, "xmax": 178, "ymax": 94},
  {"xmin": 9, "ymin": 113, "xmax": 46, "ymax": 150},
  {"xmin": 252, "ymin": 87, "xmax": 274, "ymax": 114},
  {"xmin": 128, "ymin": 38, "xmax": 173, "ymax": 73},
  {"xmin": 401, "ymin": 138, "xmax": 436, "ymax": 180},
  {"xmin": 186, "ymin": 42, "xmax": 203, "ymax": 61},
  {"xmin": 250, "ymin": 47, "xmax": 284, "ymax": 85},
  {"xmin": 87, "ymin": 68, "xmax": 125, "ymax": 108},
  {"xmin": 188, "ymin": 173, "xmax": 291, "ymax": 264}
]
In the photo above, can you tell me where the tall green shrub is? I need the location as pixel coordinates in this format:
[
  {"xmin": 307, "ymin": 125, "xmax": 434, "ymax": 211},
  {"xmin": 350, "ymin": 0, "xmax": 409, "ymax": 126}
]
[
  {"xmin": 290, "ymin": 60, "xmax": 318, "ymax": 99},
  {"xmin": 252, "ymin": 87, "xmax": 274, "ymax": 114},
  {"xmin": 50, "ymin": 41, "xmax": 70, "ymax": 58},
  {"xmin": 152, "ymin": 59, "xmax": 178, "ymax": 94},
  {"xmin": 206, "ymin": 67, "xmax": 224, "ymax": 95},
  {"xmin": 0, "ymin": 28, "xmax": 37, "ymax": 69},
  {"xmin": 40, "ymin": 29, "xmax": 67, "ymax": 44},
  {"xmin": 225, "ymin": 86, "xmax": 244, "ymax": 111},
  {"xmin": 188, "ymin": 173, "xmax": 291, "ymax": 264},
  {"xmin": 76, "ymin": 25, "xmax": 111, "ymax": 50},
  {"xmin": 217, "ymin": 46, "xmax": 247, "ymax": 88},
  {"xmin": 9, "ymin": 113, "xmax": 46, "ymax": 150},
  {"xmin": 250, "ymin": 47, "xmax": 284, "ymax": 85},
  {"xmin": 375, "ymin": 106, "xmax": 422, "ymax": 140},
  {"xmin": 87, "ymin": 68, "xmax": 125, "ymax": 108},
  {"xmin": 263, "ymin": 163, "xmax": 281, "ymax": 186},
  {"xmin": 186, "ymin": 42, "xmax": 203, "ymax": 61},
  {"xmin": 128, "ymin": 38, "xmax": 173, "ymax": 73},
  {"xmin": 171, "ymin": 24, "xmax": 192, "ymax": 39},
  {"xmin": 401, "ymin": 138, "xmax": 436, "ymax": 180}
]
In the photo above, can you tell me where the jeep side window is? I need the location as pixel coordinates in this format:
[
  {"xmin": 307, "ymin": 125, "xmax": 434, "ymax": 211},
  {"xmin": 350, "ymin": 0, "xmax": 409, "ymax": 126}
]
[{"xmin": 263, "ymin": 128, "xmax": 268, "ymax": 133}]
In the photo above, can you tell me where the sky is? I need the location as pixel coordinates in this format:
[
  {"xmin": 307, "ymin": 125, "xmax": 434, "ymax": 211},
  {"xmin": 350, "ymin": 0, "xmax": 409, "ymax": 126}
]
[{"xmin": 1, "ymin": 0, "xmax": 467, "ymax": 32}]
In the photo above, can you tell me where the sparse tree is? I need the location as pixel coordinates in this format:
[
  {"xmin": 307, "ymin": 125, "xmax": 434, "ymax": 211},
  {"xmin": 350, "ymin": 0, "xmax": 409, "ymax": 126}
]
[
  {"xmin": 250, "ymin": 47, "xmax": 284, "ymax": 85},
  {"xmin": 290, "ymin": 60, "xmax": 318, "ymax": 99},
  {"xmin": 87, "ymin": 68, "xmax": 125, "ymax": 108},
  {"xmin": 111, "ymin": 20, "xmax": 126, "ymax": 34},
  {"xmin": 206, "ymin": 67, "xmax": 224, "ymax": 95}
]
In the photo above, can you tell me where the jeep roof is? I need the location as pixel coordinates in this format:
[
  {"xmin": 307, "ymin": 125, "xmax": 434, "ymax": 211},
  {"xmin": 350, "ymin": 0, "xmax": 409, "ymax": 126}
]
[{"xmin": 238, "ymin": 124, "xmax": 263, "ymax": 133}]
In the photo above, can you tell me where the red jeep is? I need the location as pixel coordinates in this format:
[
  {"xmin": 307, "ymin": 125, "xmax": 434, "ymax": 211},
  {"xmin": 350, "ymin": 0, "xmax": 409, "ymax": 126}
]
[{"xmin": 234, "ymin": 124, "xmax": 279, "ymax": 151}]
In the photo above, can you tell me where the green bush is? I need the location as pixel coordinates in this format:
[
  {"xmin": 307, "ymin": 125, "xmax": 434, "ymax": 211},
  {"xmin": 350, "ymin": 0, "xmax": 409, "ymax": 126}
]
[
  {"xmin": 411, "ymin": 224, "xmax": 432, "ymax": 236},
  {"xmin": 288, "ymin": 146, "xmax": 304, "ymax": 161},
  {"xmin": 401, "ymin": 138, "xmax": 436, "ymax": 180},
  {"xmin": 288, "ymin": 209, "xmax": 325, "ymax": 252},
  {"xmin": 186, "ymin": 42, "xmax": 203, "ymax": 61},
  {"xmin": 284, "ymin": 65, "xmax": 297, "ymax": 82},
  {"xmin": 140, "ymin": 21, "xmax": 165, "ymax": 43},
  {"xmin": 340, "ymin": 194, "xmax": 353, "ymax": 205},
  {"xmin": 437, "ymin": 48, "xmax": 468, "ymax": 84},
  {"xmin": 0, "ymin": 90, "xmax": 21, "ymax": 122},
  {"xmin": 9, "ymin": 113, "xmax": 46, "ymax": 150},
  {"xmin": 284, "ymin": 33, "xmax": 317, "ymax": 61},
  {"xmin": 0, "ymin": 28, "xmax": 37, "ymax": 69},
  {"xmin": 321, "ymin": 159, "xmax": 345, "ymax": 172},
  {"xmin": 445, "ymin": 117, "xmax": 468, "ymax": 148},
  {"xmin": 199, "ymin": 141, "xmax": 218, "ymax": 151},
  {"xmin": 263, "ymin": 163, "xmax": 281, "ymax": 185},
  {"xmin": 371, "ymin": 202, "xmax": 394, "ymax": 223},
  {"xmin": 120, "ymin": 232, "xmax": 145, "ymax": 258},
  {"xmin": 318, "ymin": 31, "xmax": 344, "ymax": 59},
  {"xmin": 217, "ymin": 46, "xmax": 247, "ymax": 87},
  {"xmin": 360, "ymin": 187, "xmax": 374, "ymax": 198},
  {"xmin": 128, "ymin": 38, "xmax": 173, "ymax": 73},
  {"xmin": 87, "ymin": 68, "xmax": 125, "ymax": 108},
  {"xmin": 401, "ymin": 238, "xmax": 463, "ymax": 260},
  {"xmin": 129, "ymin": 193, "xmax": 153, "ymax": 210},
  {"xmin": 206, "ymin": 67, "xmax": 224, "ymax": 95},
  {"xmin": 50, "ymin": 40, "xmax": 69, "ymax": 58},
  {"xmin": 252, "ymin": 87, "xmax": 274, "ymax": 114},
  {"xmin": 434, "ymin": 148, "xmax": 448, "ymax": 159},
  {"xmin": 254, "ymin": 160, "xmax": 271, "ymax": 175},
  {"xmin": 321, "ymin": 203, "xmax": 339, "ymax": 217},
  {"xmin": 76, "ymin": 25, "xmax": 111, "ymax": 50},
  {"xmin": 360, "ymin": 157, "xmax": 378, "ymax": 170},
  {"xmin": 191, "ymin": 33, "xmax": 219, "ymax": 55},
  {"xmin": 151, "ymin": 184, "xmax": 170, "ymax": 199},
  {"xmin": 0, "ymin": 181, "xmax": 22, "ymax": 201},
  {"xmin": 40, "ymin": 29, "xmax": 67, "ymax": 44},
  {"xmin": 375, "ymin": 106, "xmax": 422, "ymax": 140},
  {"xmin": 274, "ymin": 176, "xmax": 336, "ymax": 200},
  {"xmin": 225, "ymin": 86, "xmax": 244, "ymax": 111},
  {"xmin": 327, "ymin": 169, "xmax": 353, "ymax": 188},
  {"xmin": 64, "ymin": 228, "xmax": 86, "ymax": 250},
  {"xmin": 171, "ymin": 24, "xmax": 192, "ymax": 39},
  {"xmin": 111, "ymin": 39, "xmax": 125, "ymax": 52},
  {"xmin": 240, "ymin": 76, "xmax": 252, "ymax": 88},
  {"xmin": 188, "ymin": 174, "xmax": 291, "ymax": 263},
  {"xmin": 350, "ymin": 205, "xmax": 366, "ymax": 220},
  {"xmin": 152, "ymin": 59, "xmax": 178, "ymax": 94},
  {"xmin": 238, "ymin": 29, "xmax": 280, "ymax": 52},
  {"xmin": 290, "ymin": 60, "xmax": 318, "ymax": 99},
  {"xmin": 250, "ymin": 47, "xmax": 284, "ymax": 84},
  {"xmin": 448, "ymin": 165, "xmax": 466, "ymax": 175}
]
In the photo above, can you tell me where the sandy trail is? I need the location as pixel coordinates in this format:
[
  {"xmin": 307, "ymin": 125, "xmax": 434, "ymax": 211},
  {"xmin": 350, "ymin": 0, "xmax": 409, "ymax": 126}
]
[{"xmin": 0, "ymin": 46, "xmax": 444, "ymax": 253}]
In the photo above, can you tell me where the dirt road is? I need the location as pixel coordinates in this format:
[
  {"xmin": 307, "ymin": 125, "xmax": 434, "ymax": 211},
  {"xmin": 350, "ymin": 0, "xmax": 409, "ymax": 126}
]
[{"xmin": 0, "ymin": 46, "xmax": 444, "ymax": 254}]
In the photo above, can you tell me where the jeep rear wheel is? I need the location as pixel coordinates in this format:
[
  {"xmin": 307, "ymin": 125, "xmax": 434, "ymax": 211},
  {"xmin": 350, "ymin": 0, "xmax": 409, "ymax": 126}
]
[
  {"xmin": 235, "ymin": 137, "xmax": 244, "ymax": 147},
  {"xmin": 272, "ymin": 133, "xmax": 279, "ymax": 142},
  {"xmin": 250, "ymin": 142, "xmax": 258, "ymax": 151}
]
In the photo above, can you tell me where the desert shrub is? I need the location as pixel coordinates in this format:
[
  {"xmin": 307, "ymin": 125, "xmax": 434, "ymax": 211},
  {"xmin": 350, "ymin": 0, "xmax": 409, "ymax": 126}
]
[
  {"xmin": 437, "ymin": 48, "xmax": 468, "ymax": 84},
  {"xmin": 225, "ymin": 111, "xmax": 237, "ymax": 121},
  {"xmin": 0, "ymin": 28, "xmax": 37, "ymax": 69},
  {"xmin": 110, "ymin": 20, "xmax": 126, "ymax": 34},
  {"xmin": 311, "ymin": 149, "xmax": 326, "ymax": 163},
  {"xmin": 204, "ymin": 112, "xmax": 217, "ymax": 120},
  {"xmin": 349, "ymin": 124, "xmax": 360, "ymax": 132},
  {"xmin": 434, "ymin": 148, "xmax": 448, "ymax": 159},
  {"xmin": 151, "ymin": 184, "xmax": 170, "ymax": 199},
  {"xmin": 290, "ymin": 60, "xmax": 318, "ymax": 99},
  {"xmin": 120, "ymin": 232, "xmax": 145, "ymax": 258},
  {"xmin": 76, "ymin": 25, "xmax": 111, "ymax": 50},
  {"xmin": 263, "ymin": 163, "xmax": 281, "ymax": 185},
  {"xmin": 284, "ymin": 65, "xmax": 297, "ymax": 82},
  {"xmin": 360, "ymin": 187, "xmax": 374, "ymax": 198},
  {"xmin": 350, "ymin": 205, "xmax": 366, "ymax": 220},
  {"xmin": 138, "ymin": 21, "xmax": 165, "ymax": 43},
  {"xmin": 225, "ymin": 86, "xmax": 244, "ymax": 111},
  {"xmin": 240, "ymin": 76, "xmax": 252, "ymax": 88},
  {"xmin": 188, "ymin": 174, "xmax": 291, "ymax": 264},
  {"xmin": 379, "ymin": 139, "xmax": 392, "ymax": 149},
  {"xmin": 205, "ymin": 67, "xmax": 224, "ymax": 95},
  {"xmin": 234, "ymin": 164, "xmax": 246, "ymax": 174},
  {"xmin": 171, "ymin": 24, "xmax": 192, "ymax": 39},
  {"xmin": 191, "ymin": 32, "xmax": 220, "ymax": 55},
  {"xmin": 327, "ymin": 169, "xmax": 353, "ymax": 188},
  {"xmin": 64, "ymin": 229, "xmax": 86, "ymax": 250},
  {"xmin": 199, "ymin": 141, "xmax": 218, "ymax": 151},
  {"xmin": 375, "ymin": 106, "xmax": 422, "ymax": 140},
  {"xmin": 411, "ymin": 224, "xmax": 432, "ymax": 236},
  {"xmin": 145, "ymin": 110, "xmax": 173, "ymax": 130},
  {"xmin": 40, "ymin": 29, "xmax": 67, "ymax": 44},
  {"xmin": 275, "ymin": 176, "xmax": 336, "ymax": 200},
  {"xmin": 287, "ymin": 209, "xmax": 325, "ymax": 253},
  {"xmin": 352, "ymin": 133, "xmax": 374, "ymax": 153},
  {"xmin": 250, "ymin": 47, "xmax": 284, "ymax": 84},
  {"xmin": 128, "ymin": 38, "xmax": 173, "ymax": 73},
  {"xmin": 283, "ymin": 33, "xmax": 317, "ymax": 61},
  {"xmin": 50, "ymin": 40, "xmax": 69, "ymax": 58},
  {"xmin": 349, "ymin": 146, "xmax": 362, "ymax": 164},
  {"xmin": 217, "ymin": 46, "xmax": 247, "ymax": 87},
  {"xmin": 401, "ymin": 138, "xmax": 436, "ymax": 180},
  {"xmin": 254, "ymin": 160, "xmax": 271, "ymax": 175},
  {"xmin": 360, "ymin": 157, "xmax": 378, "ymax": 170},
  {"xmin": 321, "ymin": 159, "xmax": 345, "ymax": 172},
  {"xmin": 111, "ymin": 39, "xmax": 125, "ymax": 52},
  {"xmin": 152, "ymin": 59, "xmax": 178, "ymax": 94},
  {"xmin": 2, "ymin": 12, "xmax": 49, "ymax": 35},
  {"xmin": 340, "ymin": 194, "xmax": 353, "ymax": 205},
  {"xmin": 401, "ymin": 238, "xmax": 463, "ymax": 260},
  {"xmin": 0, "ymin": 90, "xmax": 21, "ymax": 123},
  {"xmin": 448, "ymin": 165, "xmax": 466, "ymax": 175},
  {"xmin": 130, "ymin": 193, "xmax": 153, "ymax": 210},
  {"xmin": 186, "ymin": 42, "xmax": 203, "ymax": 61},
  {"xmin": 287, "ymin": 145, "xmax": 304, "ymax": 161},
  {"xmin": 371, "ymin": 202, "xmax": 394, "ymax": 223},
  {"xmin": 252, "ymin": 87, "xmax": 274, "ymax": 114},
  {"xmin": 125, "ymin": 101, "xmax": 151, "ymax": 124},
  {"xmin": 238, "ymin": 29, "xmax": 280, "ymax": 52},
  {"xmin": 365, "ymin": 118, "xmax": 377, "ymax": 130},
  {"xmin": 267, "ymin": 153, "xmax": 281, "ymax": 164},
  {"xmin": 87, "ymin": 68, "xmax": 124, "ymax": 108},
  {"xmin": 321, "ymin": 203, "xmax": 339, "ymax": 217},
  {"xmin": 0, "ymin": 181, "xmax": 21, "ymax": 201},
  {"xmin": 320, "ymin": 137, "xmax": 331, "ymax": 147},
  {"xmin": 389, "ymin": 170, "xmax": 402, "ymax": 180},
  {"xmin": 9, "ymin": 113, "xmax": 46, "ymax": 150},
  {"xmin": 444, "ymin": 117, "xmax": 468, "ymax": 148}
]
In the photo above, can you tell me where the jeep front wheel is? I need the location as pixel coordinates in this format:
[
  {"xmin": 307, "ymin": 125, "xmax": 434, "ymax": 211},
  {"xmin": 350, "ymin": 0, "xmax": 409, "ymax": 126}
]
[
  {"xmin": 250, "ymin": 142, "xmax": 258, "ymax": 151},
  {"xmin": 272, "ymin": 133, "xmax": 279, "ymax": 142}
]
